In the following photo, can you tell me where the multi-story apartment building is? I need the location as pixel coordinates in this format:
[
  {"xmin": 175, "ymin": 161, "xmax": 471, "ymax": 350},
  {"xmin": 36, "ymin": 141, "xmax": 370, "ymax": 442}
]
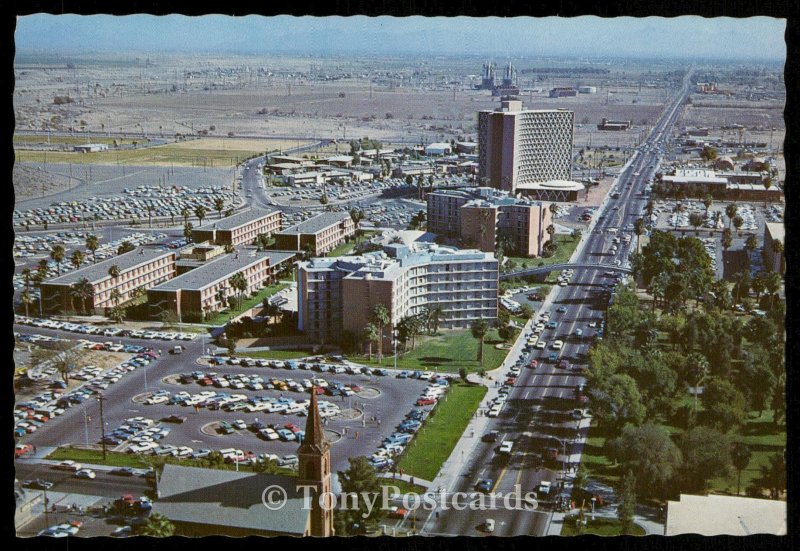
[
  {"xmin": 40, "ymin": 248, "xmax": 177, "ymax": 314},
  {"xmin": 478, "ymin": 98, "xmax": 574, "ymax": 195},
  {"xmin": 273, "ymin": 212, "xmax": 355, "ymax": 256},
  {"xmin": 192, "ymin": 209, "xmax": 283, "ymax": 247},
  {"xmin": 297, "ymin": 243, "xmax": 498, "ymax": 350},
  {"xmin": 147, "ymin": 250, "xmax": 295, "ymax": 320},
  {"xmin": 427, "ymin": 187, "xmax": 553, "ymax": 257}
]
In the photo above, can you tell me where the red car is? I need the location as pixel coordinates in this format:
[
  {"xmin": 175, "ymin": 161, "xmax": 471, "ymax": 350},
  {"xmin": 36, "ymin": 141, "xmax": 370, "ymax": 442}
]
[
  {"xmin": 312, "ymin": 387, "xmax": 325, "ymax": 395},
  {"xmin": 529, "ymin": 359, "xmax": 538, "ymax": 369},
  {"xmin": 285, "ymin": 424, "xmax": 302, "ymax": 434},
  {"xmin": 505, "ymin": 377, "xmax": 517, "ymax": 386},
  {"xmin": 416, "ymin": 398, "xmax": 436, "ymax": 406},
  {"xmin": 350, "ymin": 384, "xmax": 363, "ymax": 392},
  {"xmin": 388, "ymin": 507, "xmax": 409, "ymax": 519},
  {"xmin": 14, "ymin": 444, "xmax": 33, "ymax": 458}
]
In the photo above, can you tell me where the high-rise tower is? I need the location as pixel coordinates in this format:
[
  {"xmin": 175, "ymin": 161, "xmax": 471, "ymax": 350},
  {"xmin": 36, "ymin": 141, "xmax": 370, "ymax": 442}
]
[{"xmin": 297, "ymin": 389, "xmax": 334, "ymax": 536}]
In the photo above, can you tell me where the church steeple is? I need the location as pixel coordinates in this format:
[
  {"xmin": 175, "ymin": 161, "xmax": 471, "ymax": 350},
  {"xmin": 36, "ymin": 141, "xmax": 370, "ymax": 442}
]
[{"xmin": 297, "ymin": 387, "xmax": 333, "ymax": 536}]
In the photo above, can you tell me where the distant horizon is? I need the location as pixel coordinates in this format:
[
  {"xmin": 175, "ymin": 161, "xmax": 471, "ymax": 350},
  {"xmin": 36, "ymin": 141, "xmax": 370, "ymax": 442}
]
[{"xmin": 14, "ymin": 15, "xmax": 787, "ymax": 63}]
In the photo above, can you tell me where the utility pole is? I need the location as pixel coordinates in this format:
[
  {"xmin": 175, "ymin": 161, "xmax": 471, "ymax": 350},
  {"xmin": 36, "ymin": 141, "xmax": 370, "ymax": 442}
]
[{"xmin": 98, "ymin": 393, "xmax": 107, "ymax": 460}]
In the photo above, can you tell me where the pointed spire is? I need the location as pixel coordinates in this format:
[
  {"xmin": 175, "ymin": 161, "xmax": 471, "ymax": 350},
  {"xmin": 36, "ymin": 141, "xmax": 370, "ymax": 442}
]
[{"xmin": 299, "ymin": 386, "xmax": 330, "ymax": 454}]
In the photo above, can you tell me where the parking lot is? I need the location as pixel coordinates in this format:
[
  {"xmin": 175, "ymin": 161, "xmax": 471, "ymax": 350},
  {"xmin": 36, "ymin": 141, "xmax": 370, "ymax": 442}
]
[{"xmin": 14, "ymin": 323, "xmax": 452, "ymax": 475}]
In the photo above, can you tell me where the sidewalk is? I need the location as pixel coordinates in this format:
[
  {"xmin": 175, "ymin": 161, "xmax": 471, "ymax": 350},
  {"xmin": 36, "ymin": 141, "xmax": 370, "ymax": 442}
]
[{"xmin": 377, "ymin": 472, "xmax": 433, "ymax": 490}]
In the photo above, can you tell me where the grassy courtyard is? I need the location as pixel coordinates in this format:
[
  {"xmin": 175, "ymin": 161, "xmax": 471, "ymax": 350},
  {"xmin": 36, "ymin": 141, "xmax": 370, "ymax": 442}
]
[
  {"xmin": 503, "ymin": 234, "xmax": 581, "ymax": 274},
  {"xmin": 352, "ymin": 327, "xmax": 515, "ymax": 374},
  {"xmin": 395, "ymin": 382, "xmax": 487, "ymax": 481},
  {"xmin": 205, "ymin": 282, "xmax": 289, "ymax": 326}
]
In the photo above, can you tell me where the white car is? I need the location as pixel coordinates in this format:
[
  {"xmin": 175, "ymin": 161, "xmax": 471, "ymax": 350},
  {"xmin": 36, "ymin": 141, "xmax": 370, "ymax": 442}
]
[
  {"xmin": 552, "ymin": 340, "xmax": 564, "ymax": 351},
  {"xmin": 129, "ymin": 442, "xmax": 159, "ymax": 454},
  {"xmin": 487, "ymin": 405, "xmax": 502, "ymax": 418},
  {"xmin": 498, "ymin": 441, "xmax": 514, "ymax": 454},
  {"xmin": 75, "ymin": 468, "xmax": 96, "ymax": 479},
  {"xmin": 535, "ymin": 341, "xmax": 546, "ymax": 350},
  {"xmin": 145, "ymin": 395, "xmax": 169, "ymax": 405}
]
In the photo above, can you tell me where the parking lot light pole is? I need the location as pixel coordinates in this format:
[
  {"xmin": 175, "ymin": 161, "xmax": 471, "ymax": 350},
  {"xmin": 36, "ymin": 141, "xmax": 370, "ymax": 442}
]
[{"xmin": 98, "ymin": 393, "xmax": 107, "ymax": 460}]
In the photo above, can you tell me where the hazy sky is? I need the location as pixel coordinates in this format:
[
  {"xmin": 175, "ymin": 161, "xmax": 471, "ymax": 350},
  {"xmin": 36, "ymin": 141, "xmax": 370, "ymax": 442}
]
[{"xmin": 15, "ymin": 15, "xmax": 786, "ymax": 61}]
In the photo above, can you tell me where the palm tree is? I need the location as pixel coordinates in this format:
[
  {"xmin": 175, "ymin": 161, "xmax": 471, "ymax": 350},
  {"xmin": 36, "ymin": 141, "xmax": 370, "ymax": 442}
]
[
  {"xmin": 215, "ymin": 288, "xmax": 227, "ymax": 310},
  {"xmin": 744, "ymin": 234, "xmax": 758, "ymax": 255},
  {"xmin": 546, "ymin": 224, "xmax": 556, "ymax": 243},
  {"xmin": 363, "ymin": 323, "xmax": 379, "ymax": 361},
  {"xmin": 70, "ymin": 278, "xmax": 94, "ymax": 315},
  {"xmin": 633, "ymin": 218, "xmax": 646, "ymax": 254},
  {"xmin": 85, "ymin": 234, "xmax": 99, "ymax": 263},
  {"xmin": 762, "ymin": 176, "xmax": 773, "ymax": 206},
  {"xmin": 644, "ymin": 200, "xmax": 655, "ymax": 220},
  {"xmin": 146, "ymin": 204, "xmax": 155, "ymax": 228},
  {"xmin": 70, "ymin": 249, "xmax": 85, "ymax": 271},
  {"xmin": 548, "ymin": 202, "xmax": 558, "ymax": 218},
  {"xmin": 647, "ymin": 271, "xmax": 669, "ymax": 313},
  {"xmin": 721, "ymin": 228, "xmax": 733, "ymax": 253},
  {"xmin": 229, "ymin": 272, "xmax": 248, "ymax": 311},
  {"xmin": 371, "ymin": 304, "xmax": 390, "ymax": 363},
  {"xmin": 214, "ymin": 197, "xmax": 225, "ymax": 219},
  {"xmin": 181, "ymin": 207, "xmax": 191, "ymax": 226},
  {"xmin": 470, "ymin": 319, "xmax": 489, "ymax": 366},
  {"xmin": 36, "ymin": 258, "xmax": 49, "ymax": 282},
  {"xmin": 702, "ymin": 194, "xmax": 713, "ymax": 218},
  {"xmin": 108, "ymin": 264, "xmax": 120, "ymax": 279},
  {"xmin": 20, "ymin": 289, "xmax": 34, "ymax": 317},
  {"xmin": 725, "ymin": 203, "xmax": 738, "ymax": 229},
  {"xmin": 194, "ymin": 205, "xmax": 208, "ymax": 226},
  {"xmin": 136, "ymin": 512, "xmax": 175, "ymax": 537},
  {"xmin": 771, "ymin": 239, "xmax": 784, "ymax": 272},
  {"xmin": 110, "ymin": 288, "xmax": 122, "ymax": 307},
  {"xmin": 763, "ymin": 271, "xmax": 782, "ymax": 310},
  {"xmin": 50, "ymin": 244, "xmax": 66, "ymax": 275},
  {"xmin": 183, "ymin": 222, "xmax": 193, "ymax": 242},
  {"xmin": 732, "ymin": 215, "xmax": 744, "ymax": 236},
  {"xmin": 688, "ymin": 213, "xmax": 703, "ymax": 235},
  {"xmin": 672, "ymin": 203, "xmax": 684, "ymax": 230},
  {"xmin": 21, "ymin": 266, "xmax": 32, "ymax": 293},
  {"xmin": 349, "ymin": 208, "xmax": 364, "ymax": 241}
]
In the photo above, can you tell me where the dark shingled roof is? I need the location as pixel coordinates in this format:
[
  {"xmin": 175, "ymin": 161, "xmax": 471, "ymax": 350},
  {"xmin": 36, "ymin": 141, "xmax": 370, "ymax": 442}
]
[{"xmin": 153, "ymin": 464, "xmax": 309, "ymax": 535}]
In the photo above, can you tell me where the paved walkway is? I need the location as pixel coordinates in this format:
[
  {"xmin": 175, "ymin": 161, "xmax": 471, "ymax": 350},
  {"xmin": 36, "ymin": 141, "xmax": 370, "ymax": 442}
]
[
  {"xmin": 377, "ymin": 473, "xmax": 433, "ymax": 490},
  {"xmin": 547, "ymin": 505, "xmax": 665, "ymax": 536}
]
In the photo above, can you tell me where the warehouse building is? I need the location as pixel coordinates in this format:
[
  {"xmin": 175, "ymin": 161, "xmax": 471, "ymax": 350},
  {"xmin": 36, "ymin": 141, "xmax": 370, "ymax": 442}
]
[
  {"xmin": 273, "ymin": 212, "xmax": 355, "ymax": 256},
  {"xmin": 41, "ymin": 248, "xmax": 177, "ymax": 315},
  {"xmin": 192, "ymin": 209, "xmax": 283, "ymax": 248},
  {"xmin": 147, "ymin": 250, "xmax": 295, "ymax": 321},
  {"xmin": 478, "ymin": 98, "xmax": 574, "ymax": 195},
  {"xmin": 297, "ymin": 243, "xmax": 498, "ymax": 350}
]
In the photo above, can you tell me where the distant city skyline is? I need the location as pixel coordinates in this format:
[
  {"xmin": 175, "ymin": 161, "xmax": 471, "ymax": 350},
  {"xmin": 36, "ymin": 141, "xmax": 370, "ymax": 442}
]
[{"xmin": 15, "ymin": 15, "xmax": 786, "ymax": 62}]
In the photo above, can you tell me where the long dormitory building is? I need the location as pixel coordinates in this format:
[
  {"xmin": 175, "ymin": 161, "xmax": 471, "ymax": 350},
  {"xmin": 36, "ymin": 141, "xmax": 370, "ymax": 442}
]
[
  {"xmin": 192, "ymin": 208, "xmax": 283, "ymax": 247},
  {"xmin": 296, "ymin": 243, "xmax": 498, "ymax": 351},
  {"xmin": 273, "ymin": 212, "xmax": 355, "ymax": 256}
]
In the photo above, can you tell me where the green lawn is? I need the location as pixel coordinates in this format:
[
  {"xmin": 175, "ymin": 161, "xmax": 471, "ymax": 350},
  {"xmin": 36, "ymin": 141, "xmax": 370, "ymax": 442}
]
[
  {"xmin": 241, "ymin": 349, "xmax": 315, "ymax": 361},
  {"xmin": 351, "ymin": 328, "xmax": 515, "ymax": 374},
  {"xmin": 503, "ymin": 234, "xmax": 581, "ymax": 274},
  {"xmin": 578, "ymin": 424, "xmax": 622, "ymax": 488},
  {"xmin": 47, "ymin": 447, "xmax": 150, "ymax": 468},
  {"xmin": 205, "ymin": 282, "xmax": 289, "ymax": 326},
  {"xmin": 396, "ymin": 383, "xmax": 487, "ymax": 481},
  {"xmin": 562, "ymin": 515, "xmax": 646, "ymax": 536},
  {"xmin": 46, "ymin": 446, "xmax": 296, "ymax": 476},
  {"xmin": 327, "ymin": 232, "xmax": 379, "ymax": 258}
]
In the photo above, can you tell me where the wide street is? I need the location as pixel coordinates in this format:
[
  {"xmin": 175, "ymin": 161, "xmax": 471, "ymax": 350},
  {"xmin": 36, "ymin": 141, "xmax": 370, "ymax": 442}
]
[{"xmin": 402, "ymin": 70, "xmax": 694, "ymax": 536}]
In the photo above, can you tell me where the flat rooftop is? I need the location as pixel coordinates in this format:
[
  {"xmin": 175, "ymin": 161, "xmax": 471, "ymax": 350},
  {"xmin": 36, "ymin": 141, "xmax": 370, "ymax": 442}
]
[
  {"xmin": 766, "ymin": 221, "xmax": 785, "ymax": 242},
  {"xmin": 45, "ymin": 247, "xmax": 175, "ymax": 286},
  {"xmin": 278, "ymin": 211, "xmax": 350, "ymax": 236},
  {"xmin": 151, "ymin": 250, "xmax": 295, "ymax": 292},
  {"xmin": 666, "ymin": 494, "xmax": 786, "ymax": 536},
  {"xmin": 194, "ymin": 208, "xmax": 281, "ymax": 232}
]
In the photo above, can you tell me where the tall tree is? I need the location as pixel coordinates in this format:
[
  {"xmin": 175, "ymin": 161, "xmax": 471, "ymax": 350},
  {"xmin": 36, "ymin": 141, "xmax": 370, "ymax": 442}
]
[
  {"xmin": 607, "ymin": 423, "xmax": 682, "ymax": 499},
  {"xmin": 181, "ymin": 207, "xmax": 191, "ymax": 226},
  {"xmin": 229, "ymin": 272, "xmax": 248, "ymax": 311},
  {"xmin": 85, "ymin": 234, "xmax": 100, "ymax": 263},
  {"xmin": 108, "ymin": 264, "xmax": 120, "ymax": 279},
  {"xmin": 135, "ymin": 512, "xmax": 175, "ymax": 537},
  {"xmin": 702, "ymin": 195, "xmax": 713, "ymax": 218},
  {"xmin": 618, "ymin": 470, "xmax": 637, "ymax": 535},
  {"xmin": 214, "ymin": 196, "xmax": 225, "ymax": 219},
  {"xmin": 50, "ymin": 244, "xmax": 66, "ymax": 275},
  {"xmin": 370, "ymin": 305, "xmax": 390, "ymax": 363},
  {"xmin": 678, "ymin": 426, "xmax": 732, "ymax": 494},
  {"xmin": 731, "ymin": 442, "xmax": 752, "ymax": 496},
  {"xmin": 725, "ymin": 203, "xmax": 738, "ymax": 229},
  {"xmin": 334, "ymin": 457, "xmax": 384, "ymax": 535},
  {"xmin": 70, "ymin": 249, "xmax": 85, "ymax": 271},
  {"xmin": 470, "ymin": 319, "xmax": 489, "ymax": 365},
  {"xmin": 349, "ymin": 208, "xmax": 364, "ymax": 241},
  {"xmin": 70, "ymin": 278, "xmax": 94, "ymax": 315},
  {"xmin": 117, "ymin": 241, "xmax": 135, "ymax": 255},
  {"xmin": 702, "ymin": 376, "xmax": 747, "ymax": 429},
  {"xmin": 633, "ymin": 218, "xmax": 646, "ymax": 254},
  {"xmin": 363, "ymin": 323, "xmax": 379, "ymax": 361},
  {"xmin": 194, "ymin": 205, "xmax": 208, "ymax": 226},
  {"xmin": 732, "ymin": 215, "xmax": 744, "ymax": 235}
]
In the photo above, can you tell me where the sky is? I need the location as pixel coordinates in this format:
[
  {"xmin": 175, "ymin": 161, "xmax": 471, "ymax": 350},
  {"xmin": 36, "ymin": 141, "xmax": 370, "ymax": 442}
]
[{"xmin": 14, "ymin": 15, "xmax": 786, "ymax": 62}]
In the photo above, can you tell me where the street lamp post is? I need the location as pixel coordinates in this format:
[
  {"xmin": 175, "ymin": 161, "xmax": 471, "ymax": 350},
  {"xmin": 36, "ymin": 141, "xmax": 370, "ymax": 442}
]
[{"xmin": 97, "ymin": 393, "xmax": 107, "ymax": 460}]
